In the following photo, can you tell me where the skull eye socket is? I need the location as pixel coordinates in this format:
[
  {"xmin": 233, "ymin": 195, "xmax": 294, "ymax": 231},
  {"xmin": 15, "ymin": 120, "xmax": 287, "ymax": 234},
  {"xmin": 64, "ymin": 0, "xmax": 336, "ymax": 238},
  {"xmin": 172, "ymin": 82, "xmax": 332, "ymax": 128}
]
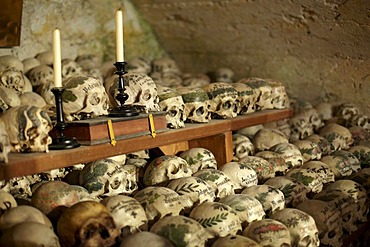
[
  {"xmin": 168, "ymin": 109, "xmax": 178, "ymax": 117},
  {"xmin": 196, "ymin": 106, "xmax": 205, "ymax": 116},
  {"xmin": 110, "ymin": 178, "xmax": 121, "ymax": 190},
  {"xmin": 327, "ymin": 229, "xmax": 336, "ymax": 239},
  {"xmin": 222, "ymin": 101, "xmax": 232, "ymax": 109},
  {"xmin": 142, "ymin": 90, "xmax": 151, "ymax": 101}
]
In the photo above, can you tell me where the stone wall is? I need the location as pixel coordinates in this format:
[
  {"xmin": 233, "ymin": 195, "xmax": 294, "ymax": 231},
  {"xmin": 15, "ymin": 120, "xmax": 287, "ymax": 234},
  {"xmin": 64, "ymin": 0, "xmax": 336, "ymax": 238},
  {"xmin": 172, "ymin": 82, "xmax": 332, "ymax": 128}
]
[{"xmin": 1, "ymin": 0, "xmax": 369, "ymax": 115}]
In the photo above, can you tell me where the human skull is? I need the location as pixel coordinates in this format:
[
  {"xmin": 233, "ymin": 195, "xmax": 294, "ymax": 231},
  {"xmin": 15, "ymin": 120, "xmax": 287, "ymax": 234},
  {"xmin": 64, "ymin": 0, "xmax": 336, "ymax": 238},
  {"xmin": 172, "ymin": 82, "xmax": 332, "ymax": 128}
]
[
  {"xmin": 1, "ymin": 105, "xmax": 52, "ymax": 153},
  {"xmin": 296, "ymin": 199, "xmax": 343, "ymax": 247},
  {"xmin": 231, "ymin": 82, "xmax": 256, "ymax": 114},
  {"xmin": 305, "ymin": 134, "xmax": 332, "ymax": 156},
  {"xmin": 270, "ymin": 208, "xmax": 320, "ymax": 247},
  {"xmin": 167, "ymin": 176, "xmax": 216, "ymax": 211},
  {"xmin": 243, "ymin": 77, "xmax": 274, "ymax": 110},
  {"xmin": 211, "ymin": 235, "xmax": 262, "ymax": 247},
  {"xmin": 19, "ymin": 92, "xmax": 47, "ymax": 109},
  {"xmin": 101, "ymin": 195, "xmax": 148, "ymax": 237},
  {"xmin": 134, "ymin": 186, "xmax": 185, "ymax": 223},
  {"xmin": 75, "ymin": 54, "xmax": 102, "ymax": 72},
  {"xmin": 62, "ymin": 75, "xmax": 109, "ymax": 121},
  {"xmin": 189, "ymin": 201, "xmax": 242, "ymax": 238},
  {"xmin": 151, "ymin": 57, "xmax": 181, "ymax": 76},
  {"xmin": 264, "ymin": 176, "xmax": 310, "ymax": 207},
  {"xmin": 179, "ymin": 147, "xmax": 218, "ymax": 174},
  {"xmin": 266, "ymin": 79, "xmax": 290, "ymax": 110},
  {"xmin": 79, "ymin": 159, "xmax": 139, "ymax": 197},
  {"xmin": 289, "ymin": 112, "xmax": 314, "ymax": 141},
  {"xmin": 331, "ymin": 150, "xmax": 361, "ymax": 173},
  {"xmin": 348, "ymin": 113, "xmax": 370, "ymax": 130},
  {"xmin": 0, "ymin": 190, "xmax": 17, "ymax": 216},
  {"xmin": 35, "ymin": 51, "xmax": 53, "ymax": 66},
  {"xmin": 120, "ymin": 73, "xmax": 160, "ymax": 113},
  {"xmin": 270, "ymin": 143, "xmax": 304, "ymax": 169},
  {"xmin": 218, "ymin": 194, "xmax": 265, "ymax": 227},
  {"xmin": 0, "ymin": 205, "xmax": 53, "ymax": 231},
  {"xmin": 0, "ymin": 120, "xmax": 10, "ymax": 163},
  {"xmin": 57, "ymin": 201, "xmax": 120, "ymax": 247},
  {"xmin": 319, "ymin": 123, "xmax": 354, "ymax": 149},
  {"xmin": 193, "ymin": 168, "xmax": 236, "ymax": 199},
  {"xmin": 335, "ymin": 102, "xmax": 360, "ymax": 121},
  {"xmin": 325, "ymin": 179, "xmax": 369, "ymax": 223},
  {"xmin": 0, "ymin": 222, "xmax": 60, "ymax": 247},
  {"xmin": 121, "ymin": 231, "xmax": 174, "ymax": 247},
  {"xmin": 291, "ymin": 140, "xmax": 322, "ymax": 163},
  {"xmin": 181, "ymin": 73, "xmax": 211, "ymax": 88},
  {"xmin": 253, "ymin": 128, "xmax": 289, "ymax": 152},
  {"xmin": 31, "ymin": 181, "xmax": 83, "ymax": 217},
  {"xmin": 177, "ymin": 87, "xmax": 211, "ymax": 123},
  {"xmin": 27, "ymin": 64, "xmax": 54, "ymax": 90},
  {"xmin": 143, "ymin": 155, "xmax": 191, "ymax": 186},
  {"xmin": 38, "ymin": 167, "xmax": 68, "ymax": 181},
  {"xmin": 313, "ymin": 189, "xmax": 358, "ymax": 234},
  {"xmin": 212, "ymin": 67, "xmax": 235, "ymax": 83},
  {"xmin": 264, "ymin": 119, "xmax": 292, "ymax": 140},
  {"xmin": 347, "ymin": 168, "xmax": 370, "ymax": 199},
  {"xmin": 255, "ymin": 151, "xmax": 288, "ymax": 176},
  {"xmin": 349, "ymin": 126, "xmax": 370, "ymax": 145},
  {"xmin": 61, "ymin": 58, "xmax": 85, "ymax": 79},
  {"xmin": 286, "ymin": 168, "xmax": 324, "ymax": 193},
  {"xmin": 241, "ymin": 185, "xmax": 285, "ymax": 216},
  {"xmin": 320, "ymin": 155, "xmax": 353, "ymax": 179},
  {"xmin": 219, "ymin": 161, "xmax": 258, "ymax": 191},
  {"xmin": 4, "ymin": 176, "xmax": 32, "ymax": 199},
  {"xmin": 22, "ymin": 57, "xmax": 41, "ymax": 74},
  {"xmin": 315, "ymin": 102, "xmax": 334, "ymax": 122},
  {"xmin": 301, "ymin": 161, "xmax": 335, "ymax": 184},
  {"xmin": 0, "ymin": 55, "xmax": 32, "ymax": 95},
  {"xmin": 239, "ymin": 156, "xmax": 275, "ymax": 183},
  {"xmin": 236, "ymin": 124, "xmax": 264, "ymax": 139},
  {"xmin": 150, "ymin": 215, "xmax": 213, "ymax": 246},
  {"xmin": 203, "ymin": 82, "xmax": 239, "ymax": 119},
  {"xmin": 0, "ymin": 86, "xmax": 21, "ymax": 113},
  {"xmin": 301, "ymin": 108, "xmax": 324, "ymax": 132},
  {"xmin": 157, "ymin": 86, "xmax": 186, "ymax": 129},
  {"xmin": 232, "ymin": 133, "xmax": 255, "ymax": 160},
  {"xmin": 126, "ymin": 57, "xmax": 151, "ymax": 74},
  {"xmin": 242, "ymin": 219, "xmax": 291, "ymax": 247},
  {"xmin": 348, "ymin": 145, "xmax": 370, "ymax": 168}
]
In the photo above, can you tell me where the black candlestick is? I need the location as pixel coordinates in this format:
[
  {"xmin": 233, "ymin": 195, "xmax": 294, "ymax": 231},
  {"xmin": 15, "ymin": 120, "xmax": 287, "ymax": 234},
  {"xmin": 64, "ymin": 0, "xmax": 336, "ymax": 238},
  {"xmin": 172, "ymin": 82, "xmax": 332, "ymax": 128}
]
[
  {"xmin": 109, "ymin": 61, "xmax": 139, "ymax": 117},
  {"xmin": 49, "ymin": 87, "xmax": 80, "ymax": 150}
]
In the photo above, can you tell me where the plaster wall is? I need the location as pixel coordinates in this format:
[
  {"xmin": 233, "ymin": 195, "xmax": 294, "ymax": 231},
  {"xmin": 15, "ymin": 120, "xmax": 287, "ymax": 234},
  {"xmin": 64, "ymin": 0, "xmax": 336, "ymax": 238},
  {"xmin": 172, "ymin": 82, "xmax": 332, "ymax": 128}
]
[{"xmin": 1, "ymin": 0, "xmax": 369, "ymax": 115}]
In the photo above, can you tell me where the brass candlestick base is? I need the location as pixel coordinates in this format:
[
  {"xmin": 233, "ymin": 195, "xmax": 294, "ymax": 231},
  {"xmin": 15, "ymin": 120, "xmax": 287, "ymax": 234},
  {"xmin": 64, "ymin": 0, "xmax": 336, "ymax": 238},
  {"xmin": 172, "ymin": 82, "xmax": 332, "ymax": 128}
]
[
  {"xmin": 49, "ymin": 87, "xmax": 80, "ymax": 150},
  {"xmin": 109, "ymin": 61, "xmax": 139, "ymax": 117}
]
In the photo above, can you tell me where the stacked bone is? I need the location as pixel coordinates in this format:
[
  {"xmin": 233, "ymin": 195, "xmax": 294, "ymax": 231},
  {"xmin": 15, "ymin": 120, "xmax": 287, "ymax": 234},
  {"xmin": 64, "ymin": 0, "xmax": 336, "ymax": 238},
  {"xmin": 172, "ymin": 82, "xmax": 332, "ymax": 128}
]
[{"xmin": 0, "ymin": 53, "xmax": 369, "ymax": 246}]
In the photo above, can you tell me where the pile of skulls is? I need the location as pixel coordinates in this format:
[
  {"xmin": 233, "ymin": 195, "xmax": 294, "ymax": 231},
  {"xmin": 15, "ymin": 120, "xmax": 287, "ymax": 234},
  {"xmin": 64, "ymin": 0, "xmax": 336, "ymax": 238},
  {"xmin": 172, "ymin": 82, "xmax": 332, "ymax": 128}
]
[{"xmin": 1, "ymin": 116, "xmax": 368, "ymax": 247}]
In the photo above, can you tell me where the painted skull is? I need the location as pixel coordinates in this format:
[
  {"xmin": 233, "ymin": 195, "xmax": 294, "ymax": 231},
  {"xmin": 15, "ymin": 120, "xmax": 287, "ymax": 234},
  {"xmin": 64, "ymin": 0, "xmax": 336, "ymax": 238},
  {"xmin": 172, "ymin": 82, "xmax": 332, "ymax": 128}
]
[
  {"xmin": 167, "ymin": 176, "xmax": 216, "ymax": 211},
  {"xmin": 266, "ymin": 79, "xmax": 290, "ymax": 110},
  {"xmin": 239, "ymin": 156, "xmax": 275, "ymax": 183},
  {"xmin": 243, "ymin": 77, "xmax": 274, "ymax": 111},
  {"xmin": 193, "ymin": 168, "xmax": 236, "ymax": 199},
  {"xmin": 62, "ymin": 75, "xmax": 109, "ymax": 121},
  {"xmin": 176, "ymin": 87, "xmax": 211, "ymax": 123},
  {"xmin": 242, "ymin": 219, "xmax": 292, "ymax": 247},
  {"xmin": 319, "ymin": 123, "xmax": 354, "ymax": 149},
  {"xmin": 297, "ymin": 199, "xmax": 343, "ymax": 247},
  {"xmin": 150, "ymin": 215, "xmax": 213, "ymax": 246},
  {"xmin": 203, "ymin": 82, "xmax": 239, "ymax": 119},
  {"xmin": 1, "ymin": 105, "xmax": 52, "ymax": 153},
  {"xmin": 232, "ymin": 133, "xmax": 255, "ymax": 160},
  {"xmin": 218, "ymin": 194, "xmax": 265, "ymax": 227},
  {"xmin": 219, "ymin": 161, "xmax": 258, "ymax": 191},
  {"xmin": 134, "ymin": 186, "xmax": 185, "ymax": 223},
  {"xmin": 252, "ymin": 128, "xmax": 289, "ymax": 152},
  {"xmin": 264, "ymin": 176, "xmax": 310, "ymax": 207},
  {"xmin": 255, "ymin": 151, "xmax": 288, "ymax": 176},
  {"xmin": 231, "ymin": 82, "xmax": 256, "ymax": 114},
  {"xmin": 179, "ymin": 147, "xmax": 218, "ymax": 174},
  {"xmin": 269, "ymin": 143, "xmax": 304, "ymax": 169},
  {"xmin": 189, "ymin": 201, "xmax": 242, "ymax": 238},
  {"xmin": 320, "ymin": 154, "xmax": 353, "ymax": 179},
  {"xmin": 157, "ymin": 86, "xmax": 186, "ymax": 129},
  {"xmin": 101, "ymin": 195, "xmax": 148, "ymax": 237},
  {"xmin": 143, "ymin": 155, "xmax": 191, "ymax": 186},
  {"xmin": 241, "ymin": 185, "xmax": 285, "ymax": 217},
  {"xmin": 286, "ymin": 168, "xmax": 324, "ymax": 193},
  {"xmin": 291, "ymin": 140, "xmax": 322, "ymax": 163},
  {"xmin": 126, "ymin": 57, "xmax": 151, "ymax": 74},
  {"xmin": 301, "ymin": 161, "xmax": 335, "ymax": 184},
  {"xmin": 79, "ymin": 159, "xmax": 139, "ymax": 197},
  {"xmin": 270, "ymin": 208, "xmax": 320, "ymax": 247}
]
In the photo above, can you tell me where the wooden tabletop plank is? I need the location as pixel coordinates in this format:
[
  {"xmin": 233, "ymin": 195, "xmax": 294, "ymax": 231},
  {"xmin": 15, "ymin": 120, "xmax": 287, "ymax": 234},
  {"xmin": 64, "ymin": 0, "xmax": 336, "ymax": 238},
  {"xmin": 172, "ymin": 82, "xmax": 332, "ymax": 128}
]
[{"xmin": 0, "ymin": 108, "xmax": 292, "ymax": 180}]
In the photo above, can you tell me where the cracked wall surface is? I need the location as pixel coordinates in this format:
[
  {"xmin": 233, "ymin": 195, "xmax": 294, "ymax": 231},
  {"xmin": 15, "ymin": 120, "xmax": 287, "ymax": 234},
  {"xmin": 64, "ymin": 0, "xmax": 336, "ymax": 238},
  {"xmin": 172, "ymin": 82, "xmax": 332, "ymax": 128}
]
[{"xmin": 0, "ymin": 0, "xmax": 369, "ymax": 114}]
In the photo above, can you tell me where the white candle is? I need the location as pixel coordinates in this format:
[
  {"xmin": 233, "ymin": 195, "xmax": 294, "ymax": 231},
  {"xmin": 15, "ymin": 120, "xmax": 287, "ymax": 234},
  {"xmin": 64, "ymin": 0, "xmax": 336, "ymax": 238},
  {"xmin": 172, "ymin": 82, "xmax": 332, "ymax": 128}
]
[
  {"xmin": 52, "ymin": 28, "xmax": 62, "ymax": 87},
  {"xmin": 116, "ymin": 9, "xmax": 124, "ymax": 62}
]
